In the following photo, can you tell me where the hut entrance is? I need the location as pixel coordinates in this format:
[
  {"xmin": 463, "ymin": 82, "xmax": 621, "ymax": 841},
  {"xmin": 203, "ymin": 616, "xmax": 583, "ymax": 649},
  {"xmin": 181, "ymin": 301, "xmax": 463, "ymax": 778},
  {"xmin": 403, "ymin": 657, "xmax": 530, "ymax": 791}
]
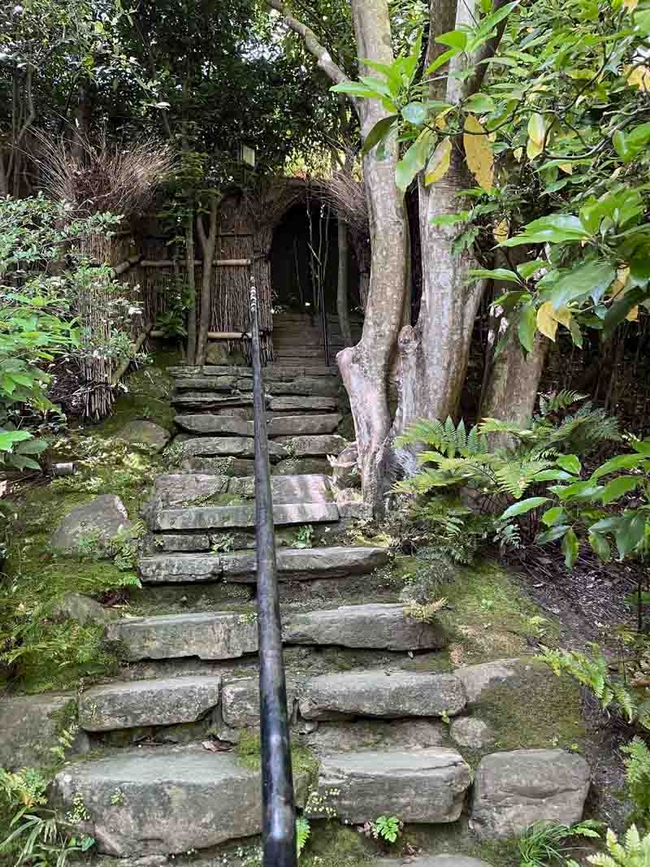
[{"xmin": 270, "ymin": 202, "xmax": 361, "ymax": 316}]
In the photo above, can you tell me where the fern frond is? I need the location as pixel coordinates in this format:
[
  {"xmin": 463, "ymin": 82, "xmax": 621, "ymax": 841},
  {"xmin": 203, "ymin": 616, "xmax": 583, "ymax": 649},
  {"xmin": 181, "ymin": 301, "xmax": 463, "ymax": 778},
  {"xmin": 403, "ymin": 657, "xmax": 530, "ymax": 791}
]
[
  {"xmin": 494, "ymin": 458, "xmax": 552, "ymax": 498},
  {"xmin": 478, "ymin": 417, "xmax": 527, "ymax": 436},
  {"xmin": 395, "ymin": 419, "xmax": 448, "ymax": 450},
  {"xmin": 539, "ymin": 390, "xmax": 588, "ymax": 416}
]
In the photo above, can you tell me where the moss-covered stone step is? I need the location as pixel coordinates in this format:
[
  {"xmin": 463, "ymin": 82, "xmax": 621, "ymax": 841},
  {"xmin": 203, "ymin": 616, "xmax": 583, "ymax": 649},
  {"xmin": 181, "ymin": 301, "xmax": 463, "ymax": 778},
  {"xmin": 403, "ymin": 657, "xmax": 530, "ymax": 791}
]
[
  {"xmin": 267, "ymin": 414, "xmax": 341, "ymax": 437},
  {"xmin": 78, "ymin": 675, "xmax": 222, "ymax": 732},
  {"xmin": 147, "ymin": 472, "xmax": 333, "ymax": 510},
  {"xmin": 149, "ymin": 501, "xmax": 339, "ymax": 531},
  {"xmin": 175, "ymin": 435, "xmax": 288, "ymax": 461},
  {"xmin": 315, "ymin": 749, "xmax": 471, "ymax": 825},
  {"xmin": 299, "ymin": 670, "xmax": 467, "ymax": 720},
  {"xmin": 274, "ymin": 434, "xmax": 348, "ymax": 456},
  {"xmin": 107, "ymin": 611, "xmax": 259, "ymax": 661},
  {"xmin": 52, "ymin": 746, "xmax": 264, "ymax": 855},
  {"xmin": 171, "ymin": 392, "xmax": 255, "ymax": 410},
  {"xmin": 174, "ymin": 414, "xmax": 254, "ymax": 436},
  {"xmin": 374, "ymin": 859, "xmax": 492, "ymax": 867},
  {"xmin": 267, "ymin": 396, "xmax": 337, "ymax": 413},
  {"xmin": 168, "ymin": 364, "xmax": 338, "ymax": 378},
  {"xmin": 139, "ymin": 545, "xmax": 388, "ymax": 583}
]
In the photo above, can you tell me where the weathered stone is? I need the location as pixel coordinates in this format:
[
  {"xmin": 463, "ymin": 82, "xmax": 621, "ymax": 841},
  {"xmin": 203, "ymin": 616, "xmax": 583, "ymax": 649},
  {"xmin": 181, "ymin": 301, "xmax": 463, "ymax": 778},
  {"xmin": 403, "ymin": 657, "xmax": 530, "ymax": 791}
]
[
  {"xmin": 173, "ymin": 375, "xmax": 239, "ymax": 391},
  {"xmin": 228, "ymin": 473, "xmax": 334, "ymax": 504},
  {"xmin": 471, "ymin": 749, "xmax": 591, "ymax": 839},
  {"xmin": 263, "ymin": 377, "xmax": 339, "ymax": 397},
  {"xmin": 305, "ymin": 719, "xmax": 444, "ymax": 755},
  {"xmin": 150, "ymin": 534, "xmax": 211, "ymax": 553},
  {"xmin": 147, "ymin": 473, "xmax": 229, "ymax": 510},
  {"xmin": 275, "ymin": 346, "xmax": 325, "ymax": 358},
  {"xmin": 78, "ymin": 676, "xmax": 222, "ymax": 732},
  {"xmin": 52, "ymin": 747, "xmax": 263, "ymax": 855},
  {"xmin": 335, "ymin": 488, "xmax": 372, "ymax": 520},
  {"xmin": 272, "ymin": 457, "xmax": 331, "ymax": 476},
  {"xmin": 221, "ymin": 677, "xmax": 298, "ymax": 728},
  {"xmin": 116, "ymin": 420, "xmax": 171, "ymax": 452},
  {"xmin": 450, "ymin": 717, "xmax": 493, "ymax": 750},
  {"xmin": 182, "ymin": 457, "xmax": 256, "ymax": 476},
  {"xmin": 454, "ymin": 659, "xmax": 519, "ymax": 705},
  {"xmin": 108, "ymin": 611, "xmax": 258, "ymax": 661},
  {"xmin": 171, "ymin": 392, "xmax": 254, "ymax": 410},
  {"xmin": 374, "ymin": 858, "xmax": 493, "ymax": 867},
  {"xmin": 176, "ymin": 436, "xmax": 288, "ymax": 461},
  {"xmin": 0, "ymin": 693, "xmax": 88, "ymax": 769},
  {"xmin": 174, "ymin": 414, "xmax": 253, "ymax": 436},
  {"xmin": 139, "ymin": 552, "xmax": 222, "ymax": 582},
  {"xmin": 277, "ymin": 434, "xmax": 348, "ymax": 456},
  {"xmin": 50, "ymin": 495, "xmax": 131, "ymax": 553},
  {"xmin": 268, "ymin": 396, "xmax": 337, "ymax": 413},
  {"xmin": 150, "ymin": 502, "xmax": 339, "ymax": 531},
  {"xmin": 52, "ymin": 593, "xmax": 108, "ymax": 625},
  {"xmin": 223, "ymin": 545, "xmax": 388, "ymax": 582},
  {"xmin": 299, "ymin": 670, "xmax": 466, "ymax": 720},
  {"xmin": 330, "ymin": 443, "xmax": 359, "ymax": 488},
  {"xmin": 267, "ymin": 414, "xmax": 341, "ymax": 437},
  {"xmin": 284, "ymin": 604, "xmax": 448, "ymax": 651},
  {"xmin": 317, "ymin": 749, "xmax": 471, "ymax": 824}
]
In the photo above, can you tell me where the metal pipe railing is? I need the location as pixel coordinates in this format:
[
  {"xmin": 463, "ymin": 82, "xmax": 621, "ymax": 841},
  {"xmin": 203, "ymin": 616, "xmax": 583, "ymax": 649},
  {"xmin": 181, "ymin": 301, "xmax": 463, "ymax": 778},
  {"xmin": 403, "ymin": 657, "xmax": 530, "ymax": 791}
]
[{"xmin": 249, "ymin": 283, "xmax": 297, "ymax": 867}]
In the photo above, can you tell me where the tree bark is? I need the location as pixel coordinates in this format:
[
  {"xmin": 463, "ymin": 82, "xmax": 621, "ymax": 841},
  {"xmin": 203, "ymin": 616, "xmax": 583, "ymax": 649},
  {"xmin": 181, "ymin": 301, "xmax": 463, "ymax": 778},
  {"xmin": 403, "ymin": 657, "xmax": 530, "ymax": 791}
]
[
  {"xmin": 337, "ymin": 0, "xmax": 409, "ymax": 512},
  {"xmin": 336, "ymin": 217, "xmax": 353, "ymax": 347},
  {"xmin": 196, "ymin": 194, "xmax": 219, "ymax": 367},
  {"xmin": 72, "ymin": 80, "xmax": 93, "ymax": 162},
  {"xmin": 185, "ymin": 212, "xmax": 198, "ymax": 365}
]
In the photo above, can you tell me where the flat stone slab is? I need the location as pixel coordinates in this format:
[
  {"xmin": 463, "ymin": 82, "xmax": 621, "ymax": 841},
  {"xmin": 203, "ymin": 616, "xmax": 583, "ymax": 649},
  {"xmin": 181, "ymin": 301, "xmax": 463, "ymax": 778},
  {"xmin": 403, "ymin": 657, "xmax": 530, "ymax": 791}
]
[
  {"xmin": 471, "ymin": 749, "xmax": 591, "ymax": 839},
  {"xmin": 150, "ymin": 502, "xmax": 339, "ymax": 531},
  {"xmin": 267, "ymin": 414, "xmax": 341, "ymax": 437},
  {"xmin": 78, "ymin": 676, "xmax": 222, "ymax": 732},
  {"xmin": 171, "ymin": 392, "xmax": 255, "ymax": 410},
  {"xmin": 52, "ymin": 747, "xmax": 262, "ymax": 855},
  {"xmin": 299, "ymin": 670, "xmax": 466, "ymax": 720},
  {"xmin": 228, "ymin": 473, "xmax": 334, "ymax": 505},
  {"xmin": 0, "ymin": 692, "xmax": 87, "ymax": 769},
  {"xmin": 263, "ymin": 377, "xmax": 339, "ymax": 397},
  {"xmin": 108, "ymin": 612, "xmax": 258, "ymax": 661},
  {"xmin": 454, "ymin": 659, "xmax": 519, "ymax": 706},
  {"xmin": 276, "ymin": 434, "xmax": 348, "ymax": 456},
  {"xmin": 140, "ymin": 545, "xmax": 387, "ymax": 584},
  {"xmin": 147, "ymin": 473, "xmax": 230, "ymax": 510},
  {"xmin": 317, "ymin": 749, "xmax": 471, "ymax": 824},
  {"xmin": 305, "ymin": 720, "xmax": 444, "ymax": 755},
  {"xmin": 147, "ymin": 533, "xmax": 211, "ymax": 553},
  {"xmin": 173, "ymin": 375, "xmax": 239, "ymax": 391},
  {"xmin": 221, "ymin": 677, "xmax": 298, "ymax": 728},
  {"xmin": 268, "ymin": 396, "xmax": 337, "ymax": 412},
  {"xmin": 169, "ymin": 364, "xmax": 338, "ymax": 378},
  {"xmin": 284, "ymin": 604, "xmax": 448, "ymax": 651},
  {"xmin": 174, "ymin": 414, "xmax": 253, "ymax": 436},
  {"xmin": 50, "ymin": 494, "xmax": 131, "ymax": 553},
  {"xmin": 116, "ymin": 420, "xmax": 171, "ymax": 452},
  {"xmin": 176, "ymin": 436, "xmax": 288, "ymax": 461},
  {"xmin": 182, "ymin": 457, "xmax": 256, "ymax": 476},
  {"xmin": 374, "ymin": 858, "xmax": 493, "ymax": 867}
]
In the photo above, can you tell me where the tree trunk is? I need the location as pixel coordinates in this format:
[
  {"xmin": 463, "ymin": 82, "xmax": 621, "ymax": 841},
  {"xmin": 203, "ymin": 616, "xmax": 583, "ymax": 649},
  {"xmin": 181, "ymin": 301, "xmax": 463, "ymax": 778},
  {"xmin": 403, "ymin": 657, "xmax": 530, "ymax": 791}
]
[
  {"xmin": 185, "ymin": 212, "xmax": 198, "ymax": 365},
  {"xmin": 72, "ymin": 80, "xmax": 93, "ymax": 162},
  {"xmin": 336, "ymin": 218, "xmax": 353, "ymax": 347},
  {"xmin": 337, "ymin": 0, "xmax": 408, "ymax": 513},
  {"xmin": 480, "ymin": 310, "xmax": 548, "ymax": 426},
  {"xmin": 196, "ymin": 194, "xmax": 218, "ymax": 367}
]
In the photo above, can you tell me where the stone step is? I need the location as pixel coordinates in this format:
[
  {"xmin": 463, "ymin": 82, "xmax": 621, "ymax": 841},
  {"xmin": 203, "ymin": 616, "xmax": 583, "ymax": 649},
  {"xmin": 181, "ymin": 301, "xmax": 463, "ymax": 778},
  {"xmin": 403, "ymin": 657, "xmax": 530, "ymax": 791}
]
[
  {"xmin": 267, "ymin": 396, "xmax": 337, "ymax": 413},
  {"xmin": 174, "ymin": 378, "xmax": 338, "ymax": 399},
  {"xmin": 175, "ymin": 436, "xmax": 288, "ymax": 461},
  {"xmin": 169, "ymin": 364, "xmax": 338, "ymax": 379},
  {"xmin": 52, "ymin": 747, "xmax": 264, "ymax": 855},
  {"xmin": 139, "ymin": 546, "xmax": 388, "ymax": 583},
  {"xmin": 148, "ymin": 473, "xmax": 333, "ymax": 510},
  {"xmin": 171, "ymin": 392, "xmax": 254, "ymax": 410},
  {"xmin": 149, "ymin": 501, "xmax": 340, "ymax": 531},
  {"xmin": 374, "ymin": 859, "xmax": 493, "ymax": 867},
  {"xmin": 299, "ymin": 670, "xmax": 467, "ymax": 719},
  {"xmin": 174, "ymin": 414, "xmax": 253, "ymax": 436},
  {"xmin": 268, "ymin": 414, "xmax": 341, "ymax": 437},
  {"xmin": 107, "ymin": 611, "xmax": 259, "ymax": 661},
  {"xmin": 78, "ymin": 676, "xmax": 222, "ymax": 732},
  {"xmin": 315, "ymin": 749, "xmax": 471, "ymax": 825},
  {"xmin": 265, "ymin": 378, "xmax": 338, "ymax": 397},
  {"xmin": 275, "ymin": 433, "xmax": 348, "ymax": 456}
]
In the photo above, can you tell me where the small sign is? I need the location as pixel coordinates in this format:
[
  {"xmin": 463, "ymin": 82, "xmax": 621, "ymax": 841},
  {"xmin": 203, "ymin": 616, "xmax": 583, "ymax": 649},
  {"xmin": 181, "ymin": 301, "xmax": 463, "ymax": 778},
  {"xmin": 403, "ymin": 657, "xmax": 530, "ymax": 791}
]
[{"xmin": 240, "ymin": 144, "xmax": 256, "ymax": 168}]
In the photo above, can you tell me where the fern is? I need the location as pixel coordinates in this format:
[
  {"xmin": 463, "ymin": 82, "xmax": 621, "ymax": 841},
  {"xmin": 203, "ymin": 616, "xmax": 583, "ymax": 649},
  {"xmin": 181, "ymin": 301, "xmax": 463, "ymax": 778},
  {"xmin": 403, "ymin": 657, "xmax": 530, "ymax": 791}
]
[
  {"xmin": 494, "ymin": 457, "xmax": 553, "ymax": 498},
  {"xmin": 580, "ymin": 825, "xmax": 650, "ymax": 866},
  {"xmin": 622, "ymin": 738, "xmax": 650, "ymax": 829},
  {"xmin": 538, "ymin": 389, "xmax": 587, "ymax": 417},
  {"xmin": 296, "ymin": 817, "xmax": 310, "ymax": 858}
]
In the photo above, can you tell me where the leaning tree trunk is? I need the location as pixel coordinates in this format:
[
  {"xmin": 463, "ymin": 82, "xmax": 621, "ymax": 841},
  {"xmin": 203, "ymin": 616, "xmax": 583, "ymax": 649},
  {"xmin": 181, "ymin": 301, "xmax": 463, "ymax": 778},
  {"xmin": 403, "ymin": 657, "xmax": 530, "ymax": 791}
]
[
  {"xmin": 337, "ymin": 0, "xmax": 409, "ymax": 512},
  {"xmin": 196, "ymin": 194, "xmax": 218, "ymax": 367},
  {"xmin": 185, "ymin": 211, "xmax": 198, "ymax": 365},
  {"xmin": 336, "ymin": 218, "xmax": 353, "ymax": 347}
]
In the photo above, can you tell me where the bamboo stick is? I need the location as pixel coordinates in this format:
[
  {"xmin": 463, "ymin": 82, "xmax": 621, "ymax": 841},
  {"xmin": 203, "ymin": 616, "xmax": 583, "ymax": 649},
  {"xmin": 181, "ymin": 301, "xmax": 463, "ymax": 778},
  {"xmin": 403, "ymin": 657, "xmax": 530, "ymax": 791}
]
[
  {"xmin": 140, "ymin": 258, "xmax": 251, "ymax": 268},
  {"xmin": 110, "ymin": 254, "xmax": 143, "ymax": 277}
]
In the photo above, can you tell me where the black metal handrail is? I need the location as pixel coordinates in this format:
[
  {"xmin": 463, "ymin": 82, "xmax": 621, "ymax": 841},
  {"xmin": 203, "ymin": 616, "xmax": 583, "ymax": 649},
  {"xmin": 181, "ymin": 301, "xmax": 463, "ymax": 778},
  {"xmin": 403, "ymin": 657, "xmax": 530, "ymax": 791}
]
[{"xmin": 249, "ymin": 283, "xmax": 297, "ymax": 867}]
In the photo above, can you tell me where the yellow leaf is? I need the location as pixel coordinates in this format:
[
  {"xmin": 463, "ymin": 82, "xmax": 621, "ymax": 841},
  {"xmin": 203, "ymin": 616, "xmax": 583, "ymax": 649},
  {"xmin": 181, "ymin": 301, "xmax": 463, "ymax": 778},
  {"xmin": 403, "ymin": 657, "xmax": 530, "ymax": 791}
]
[
  {"xmin": 493, "ymin": 219, "xmax": 509, "ymax": 244},
  {"xmin": 623, "ymin": 0, "xmax": 638, "ymax": 11},
  {"xmin": 513, "ymin": 147, "xmax": 523, "ymax": 162},
  {"xmin": 527, "ymin": 113, "xmax": 546, "ymax": 160},
  {"xmin": 626, "ymin": 65, "xmax": 650, "ymax": 91},
  {"xmin": 554, "ymin": 306, "xmax": 573, "ymax": 328},
  {"xmin": 626, "ymin": 305, "xmax": 639, "ymax": 321},
  {"xmin": 425, "ymin": 138, "xmax": 452, "ymax": 186},
  {"xmin": 463, "ymin": 116, "xmax": 494, "ymax": 192},
  {"xmin": 610, "ymin": 265, "xmax": 630, "ymax": 297},
  {"xmin": 537, "ymin": 301, "xmax": 558, "ymax": 341},
  {"xmin": 559, "ymin": 163, "xmax": 573, "ymax": 174},
  {"xmin": 436, "ymin": 107, "xmax": 453, "ymax": 130}
]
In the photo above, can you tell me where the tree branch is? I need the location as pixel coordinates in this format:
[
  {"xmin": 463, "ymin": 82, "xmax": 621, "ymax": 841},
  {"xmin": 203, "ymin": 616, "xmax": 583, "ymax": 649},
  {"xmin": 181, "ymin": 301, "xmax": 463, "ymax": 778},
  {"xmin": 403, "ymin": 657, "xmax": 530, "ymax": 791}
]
[{"xmin": 267, "ymin": 0, "xmax": 352, "ymax": 89}]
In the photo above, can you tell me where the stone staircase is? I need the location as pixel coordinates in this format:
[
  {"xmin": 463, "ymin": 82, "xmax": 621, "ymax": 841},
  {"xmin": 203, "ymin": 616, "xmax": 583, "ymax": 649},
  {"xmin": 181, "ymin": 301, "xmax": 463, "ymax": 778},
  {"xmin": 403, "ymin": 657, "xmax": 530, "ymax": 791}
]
[{"xmin": 45, "ymin": 324, "xmax": 591, "ymax": 862}]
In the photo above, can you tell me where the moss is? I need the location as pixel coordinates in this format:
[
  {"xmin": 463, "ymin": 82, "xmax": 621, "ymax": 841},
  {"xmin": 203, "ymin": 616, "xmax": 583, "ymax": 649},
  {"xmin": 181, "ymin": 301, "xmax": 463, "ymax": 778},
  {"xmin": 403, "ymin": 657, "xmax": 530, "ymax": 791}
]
[
  {"xmin": 405, "ymin": 820, "xmax": 521, "ymax": 866},
  {"xmin": 474, "ymin": 659, "xmax": 586, "ymax": 755},
  {"xmin": 300, "ymin": 822, "xmax": 374, "ymax": 866},
  {"xmin": 235, "ymin": 730, "xmax": 318, "ymax": 781}
]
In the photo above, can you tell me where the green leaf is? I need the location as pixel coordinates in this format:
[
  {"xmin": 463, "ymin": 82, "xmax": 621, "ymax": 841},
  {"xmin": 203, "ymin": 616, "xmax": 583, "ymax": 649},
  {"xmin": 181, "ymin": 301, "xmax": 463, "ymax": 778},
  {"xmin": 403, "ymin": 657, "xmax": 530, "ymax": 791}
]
[
  {"xmin": 591, "ymin": 453, "xmax": 642, "ymax": 479},
  {"xmin": 467, "ymin": 268, "xmax": 522, "ymax": 284},
  {"xmin": 395, "ymin": 131, "xmax": 432, "ymax": 192},
  {"xmin": 549, "ymin": 260, "xmax": 616, "ymax": 309},
  {"xmin": 556, "ymin": 454, "xmax": 581, "ymax": 475},
  {"xmin": 362, "ymin": 115, "xmax": 398, "ymax": 155},
  {"xmin": 437, "ymin": 29, "xmax": 468, "ymax": 50},
  {"xmin": 517, "ymin": 259, "xmax": 547, "ymax": 279},
  {"xmin": 464, "ymin": 93, "xmax": 495, "ymax": 114},
  {"xmin": 0, "ymin": 430, "xmax": 32, "ymax": 452},
  {"xmin": 425, "ymin": 48, "xmax": 459, "ymax": 75},
  {"xmin": 542, "ymin": 506, "xmax": 567, "ymax": 526},
  {"xmin": 588, "ymin": 531, "xmax": 611, "ymax": 561},
  {"xmin": 537, "ymin": 524, "xmax": 570, "ymax": 544},
  {"xmin": 502, "ymin": 214, "xmax": 590, "ymax": 246},
  {"xmin": 331, "ymin": 81, "xmax": 379, "ymax": 98},
  {"xmin": 601, "ymin": 476, "xmax": 639, "ymax": 504},
  {"xmin": 501, "ymin": 496, "xmax": 549, "ymax": 518},
  {"xmin": 603, "ymin": 286, "xmax": 647, "ymax": 337},
  {"xmin": 615, "ymin": 513, "xmax": 646, "ymax": 557},
  {"xmin": 562, "ymin": 527, "xmax": 580, "ymax": 568},
  {"xmin": 518, "ymin": 304, "xmax": 536, "ymax": 352},
  {"xmin": 402, "ymin": 102, "xmax": 427, "ymax": 126}
]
